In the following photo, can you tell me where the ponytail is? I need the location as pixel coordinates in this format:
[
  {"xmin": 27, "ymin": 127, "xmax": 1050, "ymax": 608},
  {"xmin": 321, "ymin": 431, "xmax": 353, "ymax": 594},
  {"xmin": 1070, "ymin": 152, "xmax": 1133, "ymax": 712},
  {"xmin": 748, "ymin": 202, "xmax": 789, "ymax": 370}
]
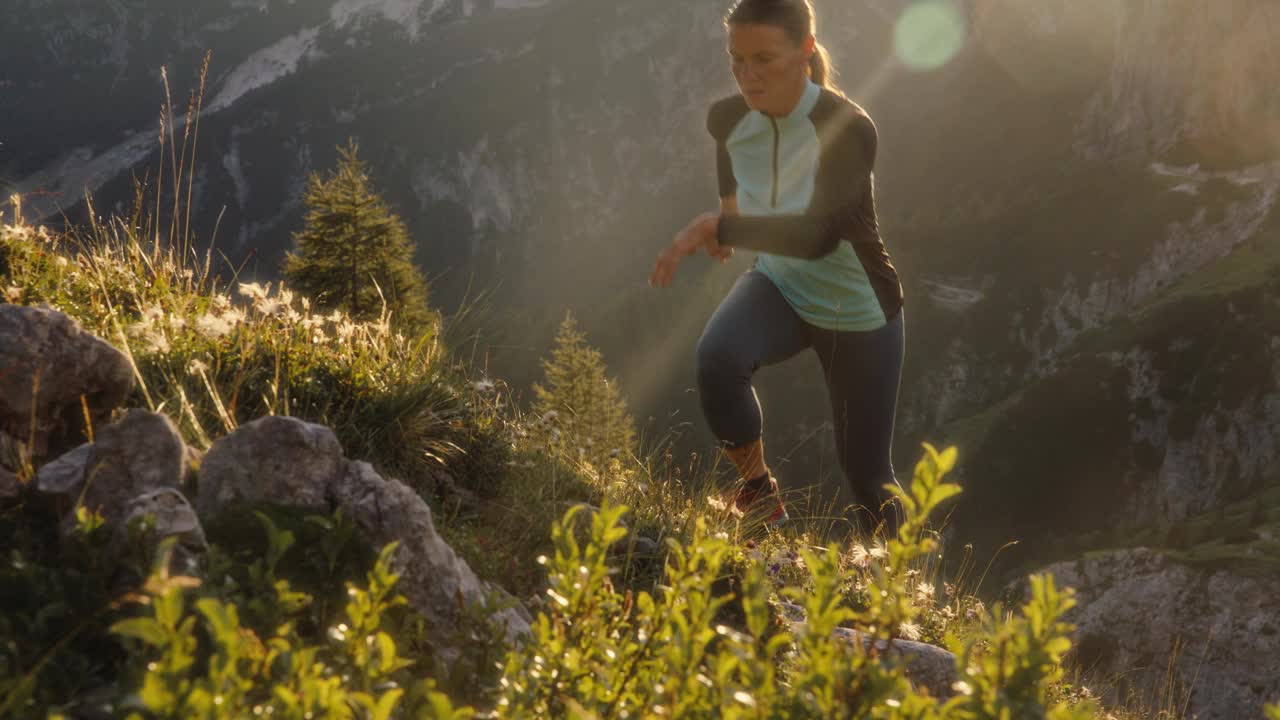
[{"xmin": 809, "ymin": 41, "xmax": 835, "ymax": 89}]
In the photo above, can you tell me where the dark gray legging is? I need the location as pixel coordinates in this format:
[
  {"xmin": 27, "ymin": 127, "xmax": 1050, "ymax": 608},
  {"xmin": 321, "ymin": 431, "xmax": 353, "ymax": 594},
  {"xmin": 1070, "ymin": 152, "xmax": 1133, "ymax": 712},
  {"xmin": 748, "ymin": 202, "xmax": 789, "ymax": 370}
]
[{"xmin": 695, "ymin": 269, "xmax": 905, "ymax": 530}]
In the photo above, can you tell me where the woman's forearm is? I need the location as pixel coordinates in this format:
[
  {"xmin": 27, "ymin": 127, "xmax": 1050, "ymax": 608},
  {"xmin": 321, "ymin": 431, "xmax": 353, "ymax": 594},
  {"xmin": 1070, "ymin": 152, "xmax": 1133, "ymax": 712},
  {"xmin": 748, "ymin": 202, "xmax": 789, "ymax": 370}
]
[{"xmin": 716, "ymin": 212, "xmax": 842, "ymax": 259}]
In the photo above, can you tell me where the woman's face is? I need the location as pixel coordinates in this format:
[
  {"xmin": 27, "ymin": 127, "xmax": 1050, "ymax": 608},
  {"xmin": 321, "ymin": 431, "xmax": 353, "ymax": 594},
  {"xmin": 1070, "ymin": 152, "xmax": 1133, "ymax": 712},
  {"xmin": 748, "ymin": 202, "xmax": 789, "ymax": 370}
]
[{"xmin": 728, "ymin": 23, "xmax": 814, "ymax": 117}]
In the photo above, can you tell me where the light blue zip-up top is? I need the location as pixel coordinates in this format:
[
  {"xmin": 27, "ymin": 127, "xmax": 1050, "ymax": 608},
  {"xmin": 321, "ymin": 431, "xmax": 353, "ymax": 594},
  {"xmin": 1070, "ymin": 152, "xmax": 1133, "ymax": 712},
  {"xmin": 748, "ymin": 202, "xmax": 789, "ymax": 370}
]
[{"xmin": 708, "ymin": 79, "xmax": 903, "ymax": 331}]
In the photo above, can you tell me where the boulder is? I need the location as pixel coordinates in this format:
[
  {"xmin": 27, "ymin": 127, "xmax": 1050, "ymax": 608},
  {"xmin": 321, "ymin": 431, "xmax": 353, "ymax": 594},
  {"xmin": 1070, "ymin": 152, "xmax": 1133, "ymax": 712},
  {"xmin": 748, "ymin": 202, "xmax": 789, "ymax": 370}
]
[
  {"xmin": 30, "ymin": 411, "xmax": 203, "ymax": 558},
  {"xmin": 1027, "ymin": 548, "xmax": 1280, "ymax": 720},
  {"xmin": 777, "ymin": 600, "xmax": 959, "ymax": 698},
  {"xmin": 122, "ymin": 487, "xmax": 207, "ymax": 551},
  {"xmin": 0, "ymin": 305, "xmax": 134, "ymax": 458},
  {"xmin": 608, "ymin": 533, "xmax": 662, "ymax": 560},
  {"xmin": 35, "ymin": 442, "xmax": 91, "ymax": 496},
  {"xmin": 197, "ymin": 416, "xmax": 531, "ymax": 645},
  {"xmin": 196, "ymin": 415, "xmax": 345, "ymax": 515},
  {"xmin": 0, "ymin": 465, "xmax": 20, "ymax": 505},
  {"xmin": 77, "ymin": 410, "xmax": 186, "ymax": 525},
  {"xmin": 332, "ymin": 461, "xmax": 530, "ymax": 644}
]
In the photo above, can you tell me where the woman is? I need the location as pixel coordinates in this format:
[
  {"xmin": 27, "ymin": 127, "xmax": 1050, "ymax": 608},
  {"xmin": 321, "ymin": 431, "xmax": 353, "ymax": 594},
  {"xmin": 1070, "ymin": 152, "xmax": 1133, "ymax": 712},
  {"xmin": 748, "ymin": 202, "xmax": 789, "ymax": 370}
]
[{"xmin": 649, "ymin": 0, "xmax": 905, "ymax": 535}]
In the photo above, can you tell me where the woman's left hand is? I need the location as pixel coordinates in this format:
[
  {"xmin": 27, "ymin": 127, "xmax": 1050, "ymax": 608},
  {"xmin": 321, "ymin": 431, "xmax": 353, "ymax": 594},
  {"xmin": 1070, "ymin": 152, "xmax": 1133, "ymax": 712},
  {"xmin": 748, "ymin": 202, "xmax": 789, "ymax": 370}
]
[{"xmin": 649, "ymin": 212, "xmax": 722, "ymax": 288}]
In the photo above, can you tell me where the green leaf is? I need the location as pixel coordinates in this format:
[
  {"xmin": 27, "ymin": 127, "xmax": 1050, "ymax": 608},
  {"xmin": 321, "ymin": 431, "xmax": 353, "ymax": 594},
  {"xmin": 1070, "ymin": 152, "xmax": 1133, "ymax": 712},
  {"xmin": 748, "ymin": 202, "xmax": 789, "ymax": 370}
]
[
  {"xmin": 138, "ymin": 672, "xmax": 175, "ymax": 711},
  {"xmin": 372, "ymin": 688, "xmax": 404, "ymax": 720},
  {"xmin": 376, "ymin": 631, "xmax": 398, "ymax": 673},
  {"xmin": 195, "ymin": 598, "xmax": 239, "ymax": 642},
  {"xmin": 936, "ymin": 445, "xmax": 959, "ymax": 475},
  {"xmin": 110, "ymin": 617, "xmax": 168, "ymax": 647},
  {"xmin": 155, "ymin": 588, "xmax": 186, "ymax": 630}
]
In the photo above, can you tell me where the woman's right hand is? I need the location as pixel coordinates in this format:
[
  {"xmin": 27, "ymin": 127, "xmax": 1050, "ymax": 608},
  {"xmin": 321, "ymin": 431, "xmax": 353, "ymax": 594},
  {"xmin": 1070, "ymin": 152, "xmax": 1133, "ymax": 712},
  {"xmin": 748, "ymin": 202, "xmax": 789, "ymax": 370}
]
[{"xmin": 649, "ymin": 212, "xmax": 719, "ymax": 288}]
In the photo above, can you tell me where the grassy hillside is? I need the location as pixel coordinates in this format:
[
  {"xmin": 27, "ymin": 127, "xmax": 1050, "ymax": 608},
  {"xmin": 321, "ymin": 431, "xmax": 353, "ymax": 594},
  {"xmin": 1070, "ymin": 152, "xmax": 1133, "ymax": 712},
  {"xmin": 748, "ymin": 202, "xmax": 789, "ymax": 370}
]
[{"xmin": 0, "ymin": 190, "xmax": 1202, "ymax": 717}]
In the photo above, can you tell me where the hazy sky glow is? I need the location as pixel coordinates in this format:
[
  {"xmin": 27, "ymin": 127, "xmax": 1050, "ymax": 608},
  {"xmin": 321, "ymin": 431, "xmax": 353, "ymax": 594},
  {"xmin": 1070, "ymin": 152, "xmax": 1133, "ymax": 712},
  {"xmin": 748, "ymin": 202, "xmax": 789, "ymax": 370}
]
[{"xmin": 893, "ymin": 0, "xmax": 967, "ymax": 72}]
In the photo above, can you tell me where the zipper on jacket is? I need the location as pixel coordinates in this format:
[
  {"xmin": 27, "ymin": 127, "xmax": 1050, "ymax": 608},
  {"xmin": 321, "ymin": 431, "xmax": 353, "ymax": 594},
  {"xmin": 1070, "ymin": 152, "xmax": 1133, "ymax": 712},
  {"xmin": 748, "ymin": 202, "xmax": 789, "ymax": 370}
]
[{"xmin": 769, "ymin": 116, "xmax": 780, "ymax": 208}]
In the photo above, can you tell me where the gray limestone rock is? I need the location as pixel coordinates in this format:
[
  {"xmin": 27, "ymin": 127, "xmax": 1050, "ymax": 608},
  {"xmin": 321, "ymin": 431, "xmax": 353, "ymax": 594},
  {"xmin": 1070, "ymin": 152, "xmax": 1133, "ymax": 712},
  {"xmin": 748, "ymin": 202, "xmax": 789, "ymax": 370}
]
[
  {"xmin": 331, "ymin": 461, "xmax": 530, "ymax": 644},
  {"xmin": 196, "ymin": 415, "xmax": 345, "ymax": 515},
  {"xmin": 0, "ymin": 305, "xmax": 134, "ymax": 458},
  {"xmin": 35, "ymin": 442, "xmax": 91, "ymax": 496},
  {"xmin": 0, "ymin": 465, "xmax": 20, "ymax": 505},
  {"xmin": 778, "ymin": 600, "xmax": 959, "ymax": 699},
  {"xmin": 78, "ymin": 410, "xmax": 186, "ymax": 525},
  {"xmin": 123, "ymin": 488, "xmax": 206, "ymax": 547},
  {"xmin": 1028, "ymin": 548, "xmax": 1280, "ymax": 720}
]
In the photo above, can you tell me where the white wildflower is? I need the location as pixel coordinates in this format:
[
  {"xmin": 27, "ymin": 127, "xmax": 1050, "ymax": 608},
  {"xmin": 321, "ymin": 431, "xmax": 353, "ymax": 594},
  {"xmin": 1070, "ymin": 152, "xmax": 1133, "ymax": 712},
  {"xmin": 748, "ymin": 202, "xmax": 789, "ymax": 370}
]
[
  {"xmin": 188, "ymin": 358, "xmax": 209, "ymax": 376},
  {"xmin": 255, "ymin": 297, "xmax": 283, "ymax": 316},
  {"xmin": 850, "ymin": 544, "xmax": 870, "ymax": 568},
  {"xmin": 222, "ymin": 307, "xmax": 247, "ymax": 326},
  {"xmin": 3, "ymin": 286, "xmax": 22, "ymax": 302},
  {"xmin": 471, "ymin": 379, "xmax": 496, "ymax": 393},
  {"xmin": 141, "ymin": 305, "xmax": 164, "ymax": 324},
  {"xmin": 237, "ymin": 282, "xmax": 268, "ymax": 302},
  {"xmin": 915, "ymin": 582, "xmax": 936, "ymax": 605},
  {"xmin": 137, "ymin": 328, "xmax": 170, "ymax": 353},
  {"xmin": 196, "ymin": 313, "xmax": 234, "ymax": 339},
  {"xmin": 898, "ymin": 621, "xmax": 922, "ymax": 641}
]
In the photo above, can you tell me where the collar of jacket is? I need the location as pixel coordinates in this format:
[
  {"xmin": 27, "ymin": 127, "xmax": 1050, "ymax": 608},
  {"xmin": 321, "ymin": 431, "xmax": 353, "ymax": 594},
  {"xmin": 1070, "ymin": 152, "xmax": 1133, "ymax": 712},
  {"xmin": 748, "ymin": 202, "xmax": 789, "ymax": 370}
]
[{"xmin": 764, "ymin": 78, "xmax": 822, "ymax": 125}]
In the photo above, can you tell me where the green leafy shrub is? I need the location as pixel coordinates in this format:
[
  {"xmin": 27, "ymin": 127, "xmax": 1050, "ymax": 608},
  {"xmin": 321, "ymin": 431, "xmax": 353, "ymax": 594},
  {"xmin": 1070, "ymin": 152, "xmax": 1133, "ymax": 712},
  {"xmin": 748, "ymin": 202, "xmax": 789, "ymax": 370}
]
[
  {"xmin": 109, "ymin": 541, "xmax": 471, "ymax": 720},
  {"xmin": 497, "ymin": 444, "xmax": 1096, "ymax": 718}
]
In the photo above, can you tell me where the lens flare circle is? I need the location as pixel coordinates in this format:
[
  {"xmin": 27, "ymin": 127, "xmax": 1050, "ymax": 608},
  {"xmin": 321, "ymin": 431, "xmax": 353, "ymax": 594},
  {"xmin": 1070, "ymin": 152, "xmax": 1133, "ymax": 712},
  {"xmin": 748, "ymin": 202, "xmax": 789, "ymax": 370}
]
[{"xmin": 893, "ymin": 0, "xmax": 967, "ymax": 72}]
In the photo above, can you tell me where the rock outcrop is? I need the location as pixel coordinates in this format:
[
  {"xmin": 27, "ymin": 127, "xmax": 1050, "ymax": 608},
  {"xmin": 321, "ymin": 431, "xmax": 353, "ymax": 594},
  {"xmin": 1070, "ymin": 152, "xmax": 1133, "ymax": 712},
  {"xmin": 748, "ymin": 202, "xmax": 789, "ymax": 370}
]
[
  {"xmin": 1028, "ymin": 549, "xmax": 1280, "ymax": 720},
  {"xmin": 0, "ymin": 465, "xmax": 20, "ymax": 506},
  {"xmin": 77, "ymin": 410, "xmax": 187, "ymax": 527},
  {"xmin": 3, "ymin": 301, "xmax": 530, "ymax": 652},
  {"xmin": 32, "ymin": 410, "xmax": 199, "ymax": 553},
  {"xmin": 0, "ymin": 304, "xmax": 134, "ymax": 458},
  {"xmin": 198, "ymin": 415, "xmax": 531, "ymax": 644},
  {"xmin": 776, "ymin": 601, "xmax": 959, "ymax": 699},
  {"xmin": 195, "ymin": 415, "xmax": 344, "ymax": 515}
]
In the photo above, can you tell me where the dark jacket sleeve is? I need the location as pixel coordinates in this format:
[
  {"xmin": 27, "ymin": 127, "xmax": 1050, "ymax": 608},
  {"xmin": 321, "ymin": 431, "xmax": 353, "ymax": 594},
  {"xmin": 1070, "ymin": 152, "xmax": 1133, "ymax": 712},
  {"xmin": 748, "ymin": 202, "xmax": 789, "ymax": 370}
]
[
  {"xmin": 707, "ymin": 100, "xmax": 743, "ymax": 199},
  {"xmin": 715, "ymin": 142, "xmax": 737, "ymax": 199},
  {"xmin": 718, "ymin": 112, "xmax": 875, "ymax": 259}
]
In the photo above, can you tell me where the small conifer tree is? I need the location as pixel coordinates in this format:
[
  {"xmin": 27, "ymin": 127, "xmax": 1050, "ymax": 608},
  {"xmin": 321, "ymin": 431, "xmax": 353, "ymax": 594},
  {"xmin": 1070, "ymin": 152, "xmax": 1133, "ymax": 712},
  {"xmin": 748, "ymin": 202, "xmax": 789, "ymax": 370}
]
[
  {"xmin": 532, "ymin": 311, "xmax": 636, "ymax": 470},
  {"xmin": 283, "ymin": 139, "xmax": 432, "ymax": 330}
]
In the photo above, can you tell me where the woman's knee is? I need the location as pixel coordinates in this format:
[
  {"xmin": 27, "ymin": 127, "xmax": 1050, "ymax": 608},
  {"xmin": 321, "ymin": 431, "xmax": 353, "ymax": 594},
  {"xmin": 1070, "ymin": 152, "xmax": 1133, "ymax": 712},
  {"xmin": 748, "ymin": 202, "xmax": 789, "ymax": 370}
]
[{"xmin": 695, "ymin": 331, "xmax": 748, "ymax": 388}]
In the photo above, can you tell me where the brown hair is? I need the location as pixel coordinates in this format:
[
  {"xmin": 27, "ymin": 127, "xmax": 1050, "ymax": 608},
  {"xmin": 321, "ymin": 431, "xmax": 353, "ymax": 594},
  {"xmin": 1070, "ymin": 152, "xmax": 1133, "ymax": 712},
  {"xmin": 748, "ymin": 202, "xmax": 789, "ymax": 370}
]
[{"xmin": 726, "ymin": 0, "xmax": 837, "ymax": 89}]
